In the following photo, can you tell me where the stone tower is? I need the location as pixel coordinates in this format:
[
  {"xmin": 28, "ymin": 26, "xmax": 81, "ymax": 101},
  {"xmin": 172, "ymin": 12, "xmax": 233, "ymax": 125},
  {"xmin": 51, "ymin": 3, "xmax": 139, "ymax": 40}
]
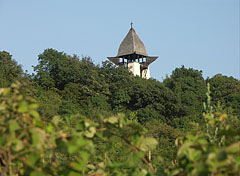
[{"xmin": 108, "ymin": 24, "xmax": 158, "ymax": 79}]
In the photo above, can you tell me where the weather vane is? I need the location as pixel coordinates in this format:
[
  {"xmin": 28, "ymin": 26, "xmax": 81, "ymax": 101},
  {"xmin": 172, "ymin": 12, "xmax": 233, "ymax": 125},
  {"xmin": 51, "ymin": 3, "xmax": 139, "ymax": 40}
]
[{"xmin": 130, "ymin": 22, "xmax": 133, "ymax": 29}]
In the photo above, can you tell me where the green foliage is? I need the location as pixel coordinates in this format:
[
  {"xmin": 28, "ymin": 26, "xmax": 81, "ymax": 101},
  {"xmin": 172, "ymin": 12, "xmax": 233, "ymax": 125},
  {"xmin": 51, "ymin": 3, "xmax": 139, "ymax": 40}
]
[
  {"xmin": 35, "ymin": 87, "xmax": 62, "ymax": 118},
  {"xmin": 129, "ymin": 78, "xmax": 181, "ymax": 124},
  {"xmin": 34, "ymin": 49, "xmax": 109, "ymax": 95},
  {"xmin": 33, "ymin": 49, "xmax": 111, "ymax": 118},
  {"xmin": 0, "ymin": 82, "xmax": 52, "ymax": 175},
  {"xmin": 0, "ymin": 51, "xmax": 23, "ymax": 87},
  {"xmin": 168, "ymin": 84, "xmax": 240, "ymax": 176},
  {"xmin": 88, "ymin": 114, "xmax": 159, "ymax": 175},
  {"xmin": 100, "ymin": 62, "xmax": 182, "ymax": 124},
  {"xmin": 33, "ymin": 49, "xmax": 67, "ymax": 89},
  {"xmin": 0, "ymin": 83, "xmax": 158, "ymax": 175},
  {"xmin": 1, "ymin": 49, "xmax": 240, "ymax": 175},
  {"xmin": 100, "ymin": 61, "xmax": 133, "ymax": 112},
  {"xmin": 144, "ymin": 119, "xmax": 181, "ymax": 170},
  {"xmin": 208, "ymin": 74, "xmax": 240, "ymax": 116},
  {"xmin": 164, "ymin": 66, "xmax": 207, "ymax": 118}
]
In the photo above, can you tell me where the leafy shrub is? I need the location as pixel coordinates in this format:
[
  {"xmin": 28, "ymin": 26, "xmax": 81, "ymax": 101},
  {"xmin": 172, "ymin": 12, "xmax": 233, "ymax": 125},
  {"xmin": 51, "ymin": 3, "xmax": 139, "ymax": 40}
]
[
  {"xmin": 167, "ymin": 84, "xmax": 240, "ymax": 176},
  {"xmin": 0, "ymin": 82, "xmax": 158, "ymax": 176}
]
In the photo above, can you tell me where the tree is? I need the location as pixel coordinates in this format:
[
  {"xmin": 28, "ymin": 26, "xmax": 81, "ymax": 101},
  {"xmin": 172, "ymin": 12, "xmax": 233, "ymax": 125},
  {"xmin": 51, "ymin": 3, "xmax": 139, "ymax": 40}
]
[
  {"xmin": 100, "ymin": 61, "xmax": 132, "ymax": 112},
  {"xmin": 34, "ymin": 48, "xmax": 110, "ymax": 99},
  {"xmin": 208, "ymin": 74, "xmax": 240, "ymax": 117},
  {"xmin": 0, "ymin": 51, "xmax": 23, "ymax": 87},
  {"xmin": 33, "ymin": 48, "xmax": 71, "ymax": 89},
  {"xmin": 129, "ymin": 78, "xmax": 182, "ymax": 124},
  {"xmin": 100, "ymin": 61, "xmax": 183, "ymax": 123},
  {"xmin": 33, "ymin": 49, "xmax": 111, "ymax": 118},
  {"xmin": 164, "ymin": 65, "xmax": 207, "ymax": 118}
]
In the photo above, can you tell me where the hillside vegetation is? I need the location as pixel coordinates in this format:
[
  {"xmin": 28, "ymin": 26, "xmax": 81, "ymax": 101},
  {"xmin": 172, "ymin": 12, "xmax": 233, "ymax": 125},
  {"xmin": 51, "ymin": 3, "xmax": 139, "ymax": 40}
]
[{"xmin": 0, "ymin": 49, "xmax": 240, "ymax": 176}]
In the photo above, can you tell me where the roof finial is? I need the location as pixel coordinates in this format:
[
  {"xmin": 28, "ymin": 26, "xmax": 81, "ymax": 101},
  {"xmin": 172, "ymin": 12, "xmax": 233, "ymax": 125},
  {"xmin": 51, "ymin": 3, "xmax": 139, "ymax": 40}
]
[{"xmin": 130, "ymin": 22, "xmax": 133, "ymax": 29}]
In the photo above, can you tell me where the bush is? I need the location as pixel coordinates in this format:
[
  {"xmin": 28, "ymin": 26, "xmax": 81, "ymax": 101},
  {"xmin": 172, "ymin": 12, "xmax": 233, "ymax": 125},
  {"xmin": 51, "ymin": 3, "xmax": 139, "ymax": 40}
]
[{"xmin": 0, "ymin": 82, "xmax": 159, "ymax": 176}]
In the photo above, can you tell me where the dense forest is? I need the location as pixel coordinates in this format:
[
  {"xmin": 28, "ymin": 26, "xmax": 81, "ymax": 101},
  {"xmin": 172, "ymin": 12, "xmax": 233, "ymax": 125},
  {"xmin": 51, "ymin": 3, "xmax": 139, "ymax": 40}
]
[{"xmin": 0, "ymin": 49, "xmax": 240, "ymax": 176}]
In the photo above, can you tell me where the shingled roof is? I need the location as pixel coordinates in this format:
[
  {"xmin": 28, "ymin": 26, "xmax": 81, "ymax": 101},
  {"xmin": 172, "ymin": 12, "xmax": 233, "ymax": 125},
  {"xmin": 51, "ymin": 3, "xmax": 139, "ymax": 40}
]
[
  {"xmin": 117, "ymin": 28, "xmax": 148, "ymax": 57},
  {"xmin": 107, "ymin": 26, "xmax": 158, "ymax": 67}
]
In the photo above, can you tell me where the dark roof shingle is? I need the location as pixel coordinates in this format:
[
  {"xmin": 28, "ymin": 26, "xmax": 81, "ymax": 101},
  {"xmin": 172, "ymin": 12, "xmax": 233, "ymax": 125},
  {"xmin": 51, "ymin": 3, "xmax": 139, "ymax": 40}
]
[{"xmin": 117, "ymin": 28, "xmax": 148, "ymax": 57}]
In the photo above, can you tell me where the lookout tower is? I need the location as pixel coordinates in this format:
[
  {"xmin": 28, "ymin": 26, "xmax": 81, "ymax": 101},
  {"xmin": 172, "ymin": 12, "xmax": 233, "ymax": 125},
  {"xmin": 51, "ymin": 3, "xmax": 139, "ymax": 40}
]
[{"xmin": 108, "ymin": 23, "xmax": 158, "ymax": 79}]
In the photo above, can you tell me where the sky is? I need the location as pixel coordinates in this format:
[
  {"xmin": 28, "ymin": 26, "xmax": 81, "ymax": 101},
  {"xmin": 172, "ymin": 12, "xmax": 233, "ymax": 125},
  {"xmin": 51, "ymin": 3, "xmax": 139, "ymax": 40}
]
[{"xmin": 0, "ymin": 0, "xmax": 239, "ymax": 81}]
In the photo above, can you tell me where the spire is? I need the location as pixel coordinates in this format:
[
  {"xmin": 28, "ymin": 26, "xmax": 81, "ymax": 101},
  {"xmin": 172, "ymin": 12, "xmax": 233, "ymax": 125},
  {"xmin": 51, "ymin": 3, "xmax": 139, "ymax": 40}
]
[{"xmin": 117, "ymin": 26, "xmax": 148, "ymax": 57}]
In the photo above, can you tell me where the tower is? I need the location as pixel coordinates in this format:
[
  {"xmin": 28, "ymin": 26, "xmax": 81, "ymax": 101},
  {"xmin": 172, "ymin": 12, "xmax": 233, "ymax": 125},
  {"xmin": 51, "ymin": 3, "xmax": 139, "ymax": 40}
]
[{"xmin": 108, "ymin": 24, "xmax": 158, "ymax": 79}]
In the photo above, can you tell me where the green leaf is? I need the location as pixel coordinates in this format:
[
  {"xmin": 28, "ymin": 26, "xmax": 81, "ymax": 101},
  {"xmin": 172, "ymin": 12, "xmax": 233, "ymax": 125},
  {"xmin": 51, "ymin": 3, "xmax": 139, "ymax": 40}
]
[
  {"xmin": 78, "ymin": 151, "xmax": 89, "ymax": 162},
  {"xmin": 225, "ymin": 142, "xmax": 240, "ymax": 153},
  {"xmin": 84, "ymin": 126, "xmax": 96, "ymax": 138},
  {"xmin": 68, "ymin": 142, "xmax": 79, "ymax": 154},
  {"xmin": 139, "ymin": 137, "xmax": 158, "ymax": 152},
  {"xmin": 31, "ymin": 128, "xmax": 46, "ymax": 149},
  {"xmin": 52, "ymin": 115, "xmax": 62, "ymax": 126},
  {"xmin": 70, "ymin": 160, "xmax": 87, "ymax": 172},
  {"xmin": 106, "ymin": 116, "xmax": 118, "ymax": 124},
  {"xmin": 46, "ymin": 124, "xmax": 54, "ymax": 133},
  {"xmin": 9, "ymin": 120, "xmax": 20, "ymax": 132},
  {"xmin": 18, "ymin": 101, "xmax": 28, "ymax": 113},
  {"xmin": 87, "ymin": 164, "xmax": 95, "ymax": 170},
  {"xmin": 30, "ymin": 170, "xmax": 45, "ymax": 176},
  {"xmin": 15, "ymin": 140, "xmax": 24, "ymax": 151},
  {"xmin": 29, "ymin": 103, "xmax": 38, "ymax": 110},
  {"xmin": 125, "ymin": 151, "xmax": 144, "ymax": 167},
  {"xmin": 68, "ymin": 171, "xmax": 83, "ymax": 176},
  {"xmin": 17, "ymin": 95, "xmax": 23, "ymax": 101},
  {"xmin": 0, "ymin": 136, "xmax": 6, "ymax": 146},
  {"xmin": 33, "ymin": 116, "xmax": 43, "ymax": 127},
  {"xmin": 107, "ymin": 162, "xmax": 125, "ymax": 168},
  {"xmin": 68, "ymin": 137, "xmax": 89, "ymax": 154},
  {"xmin": 2, "ymin": 88, "xmax": 11, "ymax": 96},
  {"xmin": 31, "ymin": 110, "xmax": 39, "ymax": 118},
  {"xmin": 26, "ymin": 152, "xmax": 40, "ymax": 167}
]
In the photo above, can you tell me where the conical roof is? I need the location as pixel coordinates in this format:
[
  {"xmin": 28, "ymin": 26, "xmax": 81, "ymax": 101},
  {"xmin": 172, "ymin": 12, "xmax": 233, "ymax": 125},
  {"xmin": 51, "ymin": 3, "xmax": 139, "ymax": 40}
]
[{"xmin": 117, "ymin": 28, "xmax": 148, "ymax": 57}]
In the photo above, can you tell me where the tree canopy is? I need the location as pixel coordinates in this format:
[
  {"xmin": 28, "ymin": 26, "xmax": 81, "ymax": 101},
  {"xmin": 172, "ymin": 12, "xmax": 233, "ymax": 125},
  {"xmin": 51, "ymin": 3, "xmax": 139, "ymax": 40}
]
[
  {"xmin": 208, "ymin": 74, "xmax": 240, "ymax": 116},
  {"xmin": 164, "ymin": 66, "xmax": 207, "ymax": 118},
  {"xmin": 1, "ymin": 49, "xmax": 239, "ymax": 175},
  {"xmin": 0, "ymin": 51, "xmax": 23, "ymax": 87}
]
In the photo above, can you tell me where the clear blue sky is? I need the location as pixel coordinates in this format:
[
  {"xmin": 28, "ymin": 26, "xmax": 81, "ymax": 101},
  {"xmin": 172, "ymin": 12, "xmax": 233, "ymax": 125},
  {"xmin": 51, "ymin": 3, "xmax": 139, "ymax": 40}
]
[{"xmin": 0, "ymin": 0, "xmax": 239, "ymax": 81}]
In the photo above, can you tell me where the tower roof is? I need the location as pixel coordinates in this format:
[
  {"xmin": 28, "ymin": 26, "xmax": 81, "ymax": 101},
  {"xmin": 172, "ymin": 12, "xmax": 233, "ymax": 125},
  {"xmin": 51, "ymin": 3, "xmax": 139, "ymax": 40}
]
[
  {"xmin": 117, "ymin": 28, "xmax": 148, "ymax": 57},
  {"xmin": 107, "ymin": 25, "xmax": 158, "ymax": 67}
]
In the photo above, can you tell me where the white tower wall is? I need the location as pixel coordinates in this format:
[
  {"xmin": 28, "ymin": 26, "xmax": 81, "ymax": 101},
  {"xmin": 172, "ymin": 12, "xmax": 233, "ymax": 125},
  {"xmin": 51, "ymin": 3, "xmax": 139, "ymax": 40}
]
[
  {"xmin": 128, "ymin": 62, "xmax": 141, "ymax": 77},
  {"xmin": 141, "ymin": 67, "xmax": 150, "ymax": 79}
]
